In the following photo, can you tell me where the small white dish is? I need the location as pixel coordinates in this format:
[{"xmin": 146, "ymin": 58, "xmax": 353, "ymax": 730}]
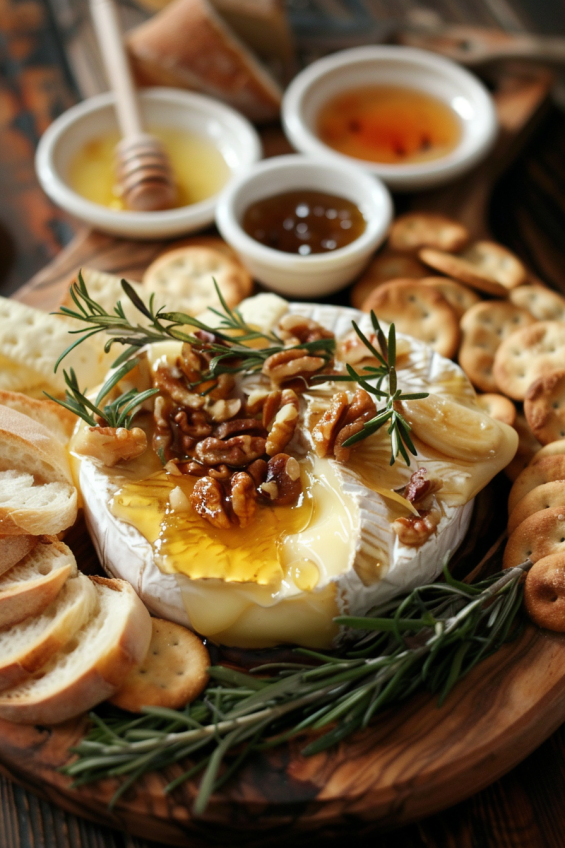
[
  {"xmin": 35, "ymin": 87, "xmax": 262, "ymax": 239},
  {"xmin": 282, "ymin": 46, "xmax": 498, "ymax": 191},
  {"xmin": 215, "ymin": 154, "xmax": 393, "ymax": 297}
]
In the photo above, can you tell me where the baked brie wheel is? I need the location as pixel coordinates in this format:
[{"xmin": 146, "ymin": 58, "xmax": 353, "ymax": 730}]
[{"xmin": 71, "ymin": 300, "xmax": 517, "ymax": 649}]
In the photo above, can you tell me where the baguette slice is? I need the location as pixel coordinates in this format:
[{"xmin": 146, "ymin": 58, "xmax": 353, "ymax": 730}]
[
  {"xmin": 0, "ymin": 392, "xmax": 76, "ymax": 445},
  {"xmin": 0, "ymin": 406, "xmax": 73, "ymax": 485},
  {"xmin": 0, "ymin": 535, "xmax": 38, "ymax": 577},
  {"xmin": 128, "ymin": 0, "xmax": 282, "ymax": 122},
  {"xmin": 0, "ymin": 576, "xmax": 152, "ymax": 724},
  {"xmin": 0, "ymin": 572, "xmax": 98, "ymax": 691},
  {"xmin": 0, "ymin": 470, "xmax": 77, "ymax": 536},
  {"xmin": 0, "ymin": 537, "xmax": 76, "ymax": 628}
]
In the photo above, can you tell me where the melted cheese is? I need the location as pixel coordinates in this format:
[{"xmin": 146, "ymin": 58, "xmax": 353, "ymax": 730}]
[{"xmin": 73, "ymin": 300, "xmax": 517, "ymax": 650}]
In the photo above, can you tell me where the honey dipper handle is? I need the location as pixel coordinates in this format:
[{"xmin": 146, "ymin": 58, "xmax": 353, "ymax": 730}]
[{"xmin": 89, "ymin": 0, "xmax": 143, "ymax": 139}]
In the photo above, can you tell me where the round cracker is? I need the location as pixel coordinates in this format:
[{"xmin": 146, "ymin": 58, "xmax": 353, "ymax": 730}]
[
  {"xmin": 388, "ymin": 213, "xmax": 469, "ymax": 254},
  {"xmin": 524, "ymin": 553, "xmax": 565, "ymax": 632},
  {"xmin": 524, "ymin": 369, "xmax": 565, "ymax": 445},
  {"xmin": 493, "ymin": 321, "xmax": 565, "ymax": 401},
  {"xmin": 171, "ymin": 235, "xmax": 242, "ymax": 265},
  {"xmin": 142, "ymin": 246, "xmax": 253, "ymax": 316},
  {"xmin": 508, "ymin": 455, "xmax": 565, "ymax": 515},
  {"xmin": 475, "ymin": 393, "xmax": 516, "ymax": 427},
  {"xmin": 508, "ymin": 480, "xmax": 565, "ymax": 535},
  {"xmin": 361, "ymin": 279, "xmax": 459, "ymax": 359},
  {"xmin": 459, "ymin": 301, "xmax": 536, "ymax": 393},
  {"xmin": 504, "ymin": 506, "xmax": 565, "ymax": 569},
  {"xmin": 420, "ymin": 241, "xmax": 527, "ymax": 296},
  {"xmin": 509, "ymin": 284, "xmax": 565, "ymax": 322},
  {"xmin": 110, "ymin": 618, "xmax": 210, "ymax": 713},
  {"xmin": 420, "ymin": 277, "xmax": 481, "ymax": 320},
  {"xmin": 504, "ymin": 453, "xmax": 531, "ymax": 483},
  {"xmin": 531, "ymin": 439, "xmax": 565, "ymax": 464},
  {"xmin": 350, "ymin": 252, "xmax": 428, "ymax": 310}
]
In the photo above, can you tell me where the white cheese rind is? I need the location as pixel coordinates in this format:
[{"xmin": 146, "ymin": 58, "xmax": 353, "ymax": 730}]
[{"xmin": 77, "ymin": 302, "xmax": 488, "ymax": 647}]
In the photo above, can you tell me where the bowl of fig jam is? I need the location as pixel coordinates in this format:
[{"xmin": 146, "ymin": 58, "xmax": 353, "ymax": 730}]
[
  {"xmin": 282, "ymin": 46, "xmax": 498, "ymax": 191},
  {"xmin": 215, "ymin": 154, "xmax": 392, "ymax": 297}
]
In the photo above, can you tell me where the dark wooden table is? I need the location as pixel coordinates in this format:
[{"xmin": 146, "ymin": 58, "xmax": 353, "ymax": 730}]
[{"xmin": 3, "ymin": 1, "xmax": 565, "ymax": 846}]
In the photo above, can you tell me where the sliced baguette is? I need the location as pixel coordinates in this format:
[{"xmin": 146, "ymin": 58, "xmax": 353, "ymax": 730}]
[
  {"xmin": 0, "ymin": 537, "xmax": 76, "ymax": 628},
  {"xmin": 0, "ymin": 535, "xmax": 38, "ymax": 577},
  {"xmin": 0, "ymin": 576, "xmax": 152, "ymax": 724},
  {"xmin": 0, "ymin": 406, "xmax": 73, "ymax": 485},
  {"xmin": 0, "ymin": 392, "xmax": 76, "ymax": 445},
  {"xmin": 128, "ymin": 0, "xmax": 282, "ymax": 122},
  {"xmin": 0, "ymin": 470, "xmax": 77, "ymax": 536},
  {"xmin": 0, "ymin": 572, "xmax": 98, "ymax": 691}
]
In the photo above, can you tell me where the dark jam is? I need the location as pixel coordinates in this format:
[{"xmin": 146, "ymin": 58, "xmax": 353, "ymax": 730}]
[{"xmin": 242, "ymin": 190, "xmax": 366, "ymax": 256}]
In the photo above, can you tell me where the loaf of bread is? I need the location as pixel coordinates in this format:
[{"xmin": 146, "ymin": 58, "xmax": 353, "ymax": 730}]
[{"xmin": 127, "ymin": 0, "xmax": 283, "ymax": 122}]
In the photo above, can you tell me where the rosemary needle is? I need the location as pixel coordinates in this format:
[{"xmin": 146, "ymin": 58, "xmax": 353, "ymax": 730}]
[{"xmin": 62, "ymin": 560, "xmax": 532, "ymax": 815}]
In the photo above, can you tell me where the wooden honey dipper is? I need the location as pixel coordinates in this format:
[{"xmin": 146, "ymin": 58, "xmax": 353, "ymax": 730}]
[{"xmin": 89, "ymin": 0, "xmax": 176, "ymax": 211}]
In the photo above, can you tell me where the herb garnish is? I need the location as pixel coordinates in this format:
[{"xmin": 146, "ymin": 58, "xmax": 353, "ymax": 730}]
[
  {"xmin": 45, "ymin": 359, "xmax": 158, "ymax": 429},
  {"xmin": 62, "ymin": 560, "xmax": 531, "ymax": 815},
  {"xmin": 55, "ymin": 271, "xmax": 335, "ymax": 379},
  {"xmin": 314, "ymin": 312, "xmax": 428, "ymax": 465}
]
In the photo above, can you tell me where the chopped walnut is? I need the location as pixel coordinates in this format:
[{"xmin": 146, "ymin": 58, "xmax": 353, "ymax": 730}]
[
  {"xmin": 262, "ymin": 348, "xmax": 326, "ymax": 385},
  {"xmin": 214, "ymin": 418, "xmax": 266, "ymax": 440},
  {"xmin": 178, "ymin": 343, "xmax": 202, "ymax": 383},
  {"xmin": 260, "ymin": 453, "xmax": 302, "ymax": 506},
  {"xmin": 262, "ymin": 390, "xmax": 282, "ymax": 429},
  {"xmin": 247, "ymin": 458, "xmax": 268, "ymax": 487},
  {"xmin": 175, "ymin": 410, "xmax": 212, "ymax": 440},
  {"xmin": 190, "ymin": 476, "xmax": 231, "ymax": 529},
  {"xmin": 154, "ymin": 366, "xmax": 204, "ymax": 410},
  {"xmin": 403, "ymin": 468, "xmax": 443, "ymax": 509},
  {"xmin": 195, "ymin": 435, "xmax": 266, "ymax": 467},
  {"xmin": 74, "ymin": 426, "xmax": 147, "ymax": 467},
  {"xmin": 278, "ymin": 314, "xmax": 335, "ymax": 346},
  {"xmin": 230, "ymin": 472, "xmax": 257, "ymax": 527},
  {"xmin": 334, "ymin": 389, "xmax": 377, "ymax": 462},
  {"xmin": 392, "ymin": 509, "xmax": 441, "ymax": 547},
  {"xmin": 265, "ymin": 389, "xmax": 299, "ymax": 456},
  {"xmin": 311, "ymin": 392, "xmax": 348, "ymax": 458},
  {"xmin": 207, "ymin": 398, "xmax": 242, "ymax": 423},
  {"xmin": 152, "ymin": 394, "xmax": 174, "ymax": 460}
]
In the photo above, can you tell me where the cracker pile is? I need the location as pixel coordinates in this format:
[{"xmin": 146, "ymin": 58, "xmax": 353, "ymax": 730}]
[
  {"xmin": 356, "ymin": 213, "xmax": 565, "ymax": 635},
  {"xmin": 351, "ymin": 211, "xmax": 565, "ymax": 482}
]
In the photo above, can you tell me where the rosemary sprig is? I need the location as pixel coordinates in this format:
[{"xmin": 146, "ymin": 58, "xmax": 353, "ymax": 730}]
[
  {"xmin": 56, "ymin": 271, "xmax": 335, "ymax": 381},
  {"xmin": 46, "ymin": 359, "xmax": 158, "ymax": 428},
  {"xmin": 62, "ymin": 560, "xmax": 531, "ymax": 815},
  {"xmin": 315, "ymin": 312, "xmax": 428, "ymax": 466}
]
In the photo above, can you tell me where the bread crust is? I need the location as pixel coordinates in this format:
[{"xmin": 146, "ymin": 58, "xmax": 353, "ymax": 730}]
[
  {"xmin": 0, "ymin": 392, "xmax": 76, "ymax": 444},
  {"xmin": 0, "ymin": 406, "xmax": 73, "ymax": 484},
  {"xmin": 127, "ymin": 0, "xmax": 282, "ymax": 122},
  {"xmin": 0, "ymin": 573, "xmax": 97, "ymax": 691},
  {"xmin": 0, "ymin": 577, "xmax": 152, "ymax": 724}
]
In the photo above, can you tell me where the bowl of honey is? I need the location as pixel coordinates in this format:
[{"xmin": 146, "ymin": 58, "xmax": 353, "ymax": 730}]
[
  {"xmin": 215, "ymin": 154, "xmax": 393, "ymax": 296},
  {"xmin": 282, "ymin": 46, "xmax": 498, "ymax": 191},
  {"xmin": 35, "ymin": 87, "xmax": 262, "ymax": 238}
]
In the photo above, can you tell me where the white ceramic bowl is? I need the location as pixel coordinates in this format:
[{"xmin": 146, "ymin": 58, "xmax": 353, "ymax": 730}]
[
  {"xmin": 282, "ymin": 46, "xmax": 498, "ymax": 191},
  {"xmin": 215, "ymin": 154, "xmax": 393, "ymax": 297},
  {"xmin": 35, "ymin": 87, "xmax": 262, "ymax": 239}
]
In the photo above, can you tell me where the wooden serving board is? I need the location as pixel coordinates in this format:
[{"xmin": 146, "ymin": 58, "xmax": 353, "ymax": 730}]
[{"xmin": 2, "ymin": 50, "xmax": 565, "ymax": 845}]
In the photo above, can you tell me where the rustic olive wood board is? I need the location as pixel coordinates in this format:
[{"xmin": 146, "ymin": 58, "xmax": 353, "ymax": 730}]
[{"xmin": 2, "ymin": 53, "xmax": 565, "ymax": 846}]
